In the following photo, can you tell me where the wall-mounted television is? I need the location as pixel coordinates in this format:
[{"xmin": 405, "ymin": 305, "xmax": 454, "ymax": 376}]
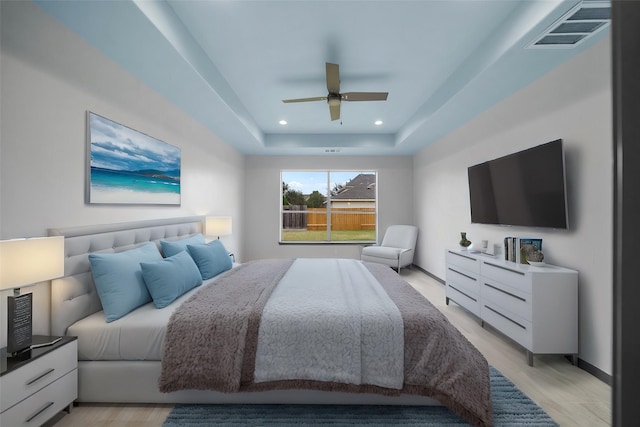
[{"xmin": 468, "ymin": 139, "xmax": 568, "ymax": 229}]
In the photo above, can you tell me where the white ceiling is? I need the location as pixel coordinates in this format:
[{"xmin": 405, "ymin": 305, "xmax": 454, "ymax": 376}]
[{"xmin": 34, "ymin": 0, "xmax": 609, "ymax": 156}]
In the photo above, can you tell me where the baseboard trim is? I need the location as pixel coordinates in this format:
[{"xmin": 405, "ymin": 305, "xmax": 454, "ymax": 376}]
[
  {"xmin": 412, "ymin": 264, "xmax": 612, "ymax": 386},
  {"xmin": 412, "ymin": 264, "xmax": 445, "ymax": 285},
  {"xmin": 576, "ymin": 358, "xmax": 612, "ymax": 385}
]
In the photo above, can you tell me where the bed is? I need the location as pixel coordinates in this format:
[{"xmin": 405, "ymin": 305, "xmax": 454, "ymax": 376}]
[{"xmin": 49, "ymin": 216, "xmax": 492, "ymax": 427}]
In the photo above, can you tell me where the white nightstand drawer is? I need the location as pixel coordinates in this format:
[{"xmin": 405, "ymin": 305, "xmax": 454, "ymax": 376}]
[
  {"xmin": 446, "ymin": 250, "xmax": 480, "ymax": 274},
  {"xmin": 1, "ymin": 340, "xmax": 77, "ymax": 412},
  {"xmin": 481, "ymin": 261, "xmax": 531, "ymax": 294},
  {"xmin": 0, "ymin": 369, "xmax": 77, "ymax": 427}
]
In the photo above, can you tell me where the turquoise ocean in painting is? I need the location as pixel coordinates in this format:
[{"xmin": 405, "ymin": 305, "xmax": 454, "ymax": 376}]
[{"xmin": 90, "ymin": 167, "xmax": 180, "ymax": 194}]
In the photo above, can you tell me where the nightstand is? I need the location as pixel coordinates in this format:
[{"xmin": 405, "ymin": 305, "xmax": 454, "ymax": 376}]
[{"xmin": 0, "ymin": 336, "xmax": 78, "ymax": 427}]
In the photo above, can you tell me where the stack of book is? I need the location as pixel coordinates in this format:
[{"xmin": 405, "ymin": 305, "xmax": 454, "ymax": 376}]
[{"xmin": 504, "ymin": 237, "xmax": 543, "ymax": 263}]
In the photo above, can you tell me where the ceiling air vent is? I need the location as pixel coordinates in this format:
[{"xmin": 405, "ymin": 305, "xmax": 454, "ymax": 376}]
[{"xmin": 527, "ymin": 1, "xmax": 610, "ymax": 49}]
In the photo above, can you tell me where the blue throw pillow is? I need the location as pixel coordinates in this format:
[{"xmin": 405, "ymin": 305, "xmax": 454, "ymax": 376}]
[
  {"xmin": 140, "ymin": 251, "xmax": 203, "ymax": 308},
  {"xmin": 88, "ymin": 242, "xmax": 163, "ymax": 322},
  {"xmin": 160, "ymin": 234, "xmax": 205, "ymax": 257},
  {"xmin": 187, "ymin": 240, "xmax": 233, "ymax": 280}
]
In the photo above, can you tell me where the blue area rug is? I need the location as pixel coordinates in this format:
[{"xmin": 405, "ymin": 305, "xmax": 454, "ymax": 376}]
[{"xmin": 163, "ymin": 367, "xmax": 557, "ymax": 426}]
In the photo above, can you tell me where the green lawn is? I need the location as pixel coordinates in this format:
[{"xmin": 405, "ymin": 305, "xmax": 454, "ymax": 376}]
[{"xmin": 282, "ymin": 229, "xmax": 376, "ymax": 242}]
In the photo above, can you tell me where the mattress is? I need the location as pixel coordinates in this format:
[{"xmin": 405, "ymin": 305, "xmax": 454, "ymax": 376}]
[{"xmin": 69, "ymin": 276, "xmax": 219, "ymax": 361}]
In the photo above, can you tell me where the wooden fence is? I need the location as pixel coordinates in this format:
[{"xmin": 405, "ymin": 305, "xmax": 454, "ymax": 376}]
[
  {"xmin": 282, "ymin": 205, "xmax": 306, "ymax": 229},
  {"xmin": 283, "ymin": 207, "xmax": 375, "ymax": 231}
]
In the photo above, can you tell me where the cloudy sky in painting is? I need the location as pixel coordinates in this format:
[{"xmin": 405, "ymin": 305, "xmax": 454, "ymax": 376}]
[{"xmin": 89, "ymin": 112, "xmax": 180, "ymax": 173}]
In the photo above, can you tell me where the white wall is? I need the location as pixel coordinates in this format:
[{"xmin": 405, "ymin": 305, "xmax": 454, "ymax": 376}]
[
  {"xmin": 244, "ymin": 155, "xmax": 413, "ymax": 261},
  {"xmin": 0, "ymin": 2, "xmax": 245, "ymax": 345},
  {"xmin": 413, "ymin": 37, "xmax": 612, "ymax": 374}
]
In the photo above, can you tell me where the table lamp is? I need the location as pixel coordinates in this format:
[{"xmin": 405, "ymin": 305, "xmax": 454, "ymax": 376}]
[
  {"xmin": 205, "ymin": 216, "xmax": 232, "ymax": 240},
  {"xmin": 0, "ymin": 236, "xmax": 64, "ymax": 355}
]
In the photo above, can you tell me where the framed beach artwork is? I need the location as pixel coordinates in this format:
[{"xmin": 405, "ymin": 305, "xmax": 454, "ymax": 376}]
[{"xmin": 86, "ymin": 111, "xmax": 181, "ymax": 205}]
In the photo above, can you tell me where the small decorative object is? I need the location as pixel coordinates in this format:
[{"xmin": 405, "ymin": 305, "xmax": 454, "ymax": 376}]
[
  {"xmin": 527, "ymin": 260, "xmax": 546, "ymax": 267},
  {"xmin": 459, "ymin": 232, "xmax": 472, "ymax": 250},
  {"xmin": 521, "ymin": 243, "xmax": 544, "ymax": 265}
]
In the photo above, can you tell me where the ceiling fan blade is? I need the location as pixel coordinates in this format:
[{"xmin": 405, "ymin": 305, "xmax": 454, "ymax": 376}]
[
  {"xmin": 341, "ymin": 92, "xmax": 389, "ymax": 102},
  {"xmin": 282, "ymin": 96, "xmax": 327, "ymax": 103},
  {"xmin": 329, "ymin": 101, "xmax": 341, "ymax": 121},
  {"xmin": 326, "ymin": 62, "xmax": 340, "ymax": 94}
]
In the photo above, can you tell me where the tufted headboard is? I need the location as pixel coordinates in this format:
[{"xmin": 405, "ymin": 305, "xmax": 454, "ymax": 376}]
[{"xmin": 48, "ymin": 216, "xmax": 205, "ymax": 336}]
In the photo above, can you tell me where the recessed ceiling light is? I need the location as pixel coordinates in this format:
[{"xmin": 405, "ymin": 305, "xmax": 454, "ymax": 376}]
[
  {"xmin": 279, "ymin": 120, "xmax": 288, "ymax": 125},
  {"xmin": 374, "ymin": 120, "xmax": 383, "ymax": 126}
]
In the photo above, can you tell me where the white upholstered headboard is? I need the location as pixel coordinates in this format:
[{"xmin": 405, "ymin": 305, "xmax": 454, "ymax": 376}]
[{"xmin": 48, "ymin": 216, "xmax": 205, "ymax": 336}]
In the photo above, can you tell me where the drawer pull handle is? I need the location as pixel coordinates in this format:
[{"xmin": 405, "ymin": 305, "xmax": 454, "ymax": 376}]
[
  {"xmin": 26, "ymin": 368, "xmax": 55, "ymax": 386},
  {"xmin": 484, "ymin": 283, "xmax": 526, "ymax": 302},
  {"xmin": 447, "ymin": 250, "xmax": 476, "ymax": 261},
  {"xmin": 484, "ymin": 305, "xmax": 527, "ymax": 330},
  {"xmin": 449, "ymin": 285, "xmax": 477, "ymax": 302},
  {"xmin": 25, "ymin": 401, "xmax": 54, "ymax": 423},
  {"xmin": 483, "ymin": 262, "xmax": 525, "ymax": 276},
  {"xmin": 448, "ymin": 268, "xmax": 477, "ymax": 281}
]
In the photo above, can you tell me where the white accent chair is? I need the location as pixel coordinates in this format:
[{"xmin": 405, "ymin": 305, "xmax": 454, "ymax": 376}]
[{"xmin": 361, "ymin": 225, "xmax": 418, "ymax": 272}]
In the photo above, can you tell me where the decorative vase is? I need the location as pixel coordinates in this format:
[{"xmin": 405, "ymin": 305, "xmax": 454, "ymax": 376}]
[{"xmin": 459, "ymin": 232, "xmax": 471, "ymax": 250}]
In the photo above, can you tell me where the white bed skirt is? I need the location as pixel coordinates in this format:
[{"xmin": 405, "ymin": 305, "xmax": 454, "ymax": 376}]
[{"xmin": 77, "ymin": 361, "xmax": 440, "ymax": 406}]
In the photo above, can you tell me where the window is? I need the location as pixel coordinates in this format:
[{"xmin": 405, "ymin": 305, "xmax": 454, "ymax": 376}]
[{"xmin": 280, "ymin": 170, "xmax": 377, "ymax": 243}]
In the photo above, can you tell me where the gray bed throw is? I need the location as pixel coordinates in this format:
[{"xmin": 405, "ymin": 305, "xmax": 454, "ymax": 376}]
[
  {"xmin": 159, "ymin": 259, "xmax": 492, "ymax": 427},
  {"xmin": 254, "ymin": 258, "xmax": 404, "ymax": 389}
]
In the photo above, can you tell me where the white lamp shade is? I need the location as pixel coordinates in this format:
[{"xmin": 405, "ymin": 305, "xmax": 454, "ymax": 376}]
[
  {"xmin": 0, "ymin": 236, "xmax": 65, "ymax": 291},
  {"xmin": 206, "ymin": 216, "xmax": 232, "ymax": 238}
]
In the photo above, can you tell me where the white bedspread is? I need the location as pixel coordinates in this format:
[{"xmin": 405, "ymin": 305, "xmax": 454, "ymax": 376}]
[
  {"xmin": 254, "ymin": 258, "xmax": 404, "ymax": 389},
  {"xmin": 68, "ymin": 276, "xmax": 220, "ymax": 361}
]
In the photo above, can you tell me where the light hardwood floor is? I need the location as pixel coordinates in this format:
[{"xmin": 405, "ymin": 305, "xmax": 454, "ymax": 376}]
[{"xmin": 46, "ymin": 268, "xmax": 611, "ymax": 427}]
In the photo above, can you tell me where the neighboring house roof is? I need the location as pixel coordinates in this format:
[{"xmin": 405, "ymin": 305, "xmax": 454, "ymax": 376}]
[{"xmin": 332, "ymin": 174, "xmax": 376, "ymax": 200}]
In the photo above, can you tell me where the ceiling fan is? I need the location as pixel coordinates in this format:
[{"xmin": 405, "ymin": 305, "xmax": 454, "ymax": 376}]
[{"xmin": 282, "ymin": 62, "xmax": 388, "ymax": 121}]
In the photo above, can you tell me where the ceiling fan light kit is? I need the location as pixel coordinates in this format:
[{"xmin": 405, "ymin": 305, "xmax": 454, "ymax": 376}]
[
  {"xmin": 282, "ymin": 62, "xmax": 389, "ymax": 121},
  {"xmin": 328, "ymin": 96, "xmax": 341, "ymax": 107}
]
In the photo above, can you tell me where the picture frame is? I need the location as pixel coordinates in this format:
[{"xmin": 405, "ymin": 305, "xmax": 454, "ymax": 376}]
[{"xmin": 86, "ymin": 111, "xmax": 181, "ymax": 205}]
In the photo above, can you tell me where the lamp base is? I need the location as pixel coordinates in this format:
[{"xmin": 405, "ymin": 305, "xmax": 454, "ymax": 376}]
[
  {"xmin": 7, "ymin": 346, "xmax": 32, "ymax": 360},
  {"xmin": 7, "ymin": 293, "xmax": 32, "ymax": 355}
]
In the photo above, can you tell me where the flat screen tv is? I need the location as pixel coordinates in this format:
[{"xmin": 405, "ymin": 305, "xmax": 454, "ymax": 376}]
[{"xmin": 468, "ymin": 139, "xmax": 568, "ymax": 229}]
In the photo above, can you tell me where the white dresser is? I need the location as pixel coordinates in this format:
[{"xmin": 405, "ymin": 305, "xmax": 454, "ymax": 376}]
[
  {"xmin": 0, "ymin": 336, "xmax": 78, "ymax": 426},
  {"xmin": 445, "ymin": 249, "xmax": 578, "ymax": 366}
]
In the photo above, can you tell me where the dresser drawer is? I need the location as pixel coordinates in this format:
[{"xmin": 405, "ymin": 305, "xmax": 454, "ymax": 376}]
[
  {"xmin": 446, "ymin": 250, "xmax": 480, "ymax": 275},
  {"xmin": 447, "ymin": 284, "xmax": 481, "ymax": 317},
  {"xmin": 446, "ymin": 266, "xmax": 479, "ymax": 296},
  {"xmin": 0, "ymin": 369, "xmax": 77, "ymax": 427},
  {"xmin": 481, "ymin": 302, "xmax": 532, "ymax": 349},
  {"xmin": 481, "ymin": 278, "xmax": 532, "ymax": 322},
  {"xmin": 481, "ymin": 261, "xmax": 531, "ymax": 294},
  {"xmin": 1, "ymin": 340, "xmax": 77, "ymax": 412}
]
